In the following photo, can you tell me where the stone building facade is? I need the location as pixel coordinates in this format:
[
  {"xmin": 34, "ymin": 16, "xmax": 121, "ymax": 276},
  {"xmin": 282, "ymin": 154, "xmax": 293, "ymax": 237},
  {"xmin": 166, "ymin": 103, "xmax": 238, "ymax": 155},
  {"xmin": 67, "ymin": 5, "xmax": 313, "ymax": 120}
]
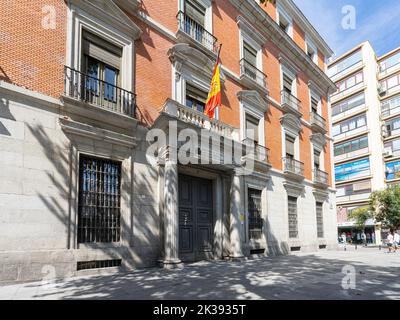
[{"xmin": 0, "ymin": 0, "xmax": 337, "ymax": 282}]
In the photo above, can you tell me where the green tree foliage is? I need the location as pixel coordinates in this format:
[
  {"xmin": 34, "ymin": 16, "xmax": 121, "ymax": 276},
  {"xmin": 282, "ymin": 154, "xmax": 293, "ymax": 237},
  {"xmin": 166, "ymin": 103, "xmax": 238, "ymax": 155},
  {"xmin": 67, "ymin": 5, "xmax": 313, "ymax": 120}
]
[
  {"xmin": 347, "ymin": 206, "xmax": 372, "ymax": 230},
  {"xmin": 370, "ymin": 185, "xmax": 400, "ymax": 229}
]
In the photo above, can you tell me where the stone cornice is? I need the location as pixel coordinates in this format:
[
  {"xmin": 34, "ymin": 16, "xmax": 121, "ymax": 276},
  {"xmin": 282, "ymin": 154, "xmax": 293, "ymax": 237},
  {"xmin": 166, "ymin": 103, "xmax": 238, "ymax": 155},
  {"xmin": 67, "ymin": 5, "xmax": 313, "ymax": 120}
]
[
  {"xmin": 228, "ymin": 0, "xmax": 336, "ymax": 95},
  {"xmin": 69, "ymin": 0, "xmax": 142, "ymax": 40}
]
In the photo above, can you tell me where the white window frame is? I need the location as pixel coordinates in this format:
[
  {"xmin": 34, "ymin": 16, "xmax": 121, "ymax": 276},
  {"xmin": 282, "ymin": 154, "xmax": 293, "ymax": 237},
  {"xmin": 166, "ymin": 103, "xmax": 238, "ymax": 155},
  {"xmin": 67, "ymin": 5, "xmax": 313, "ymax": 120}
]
[
  {"xmin": 66, "ymin": 5, "xmax": 136, "ymax": 93},
  {"xmin": 239, "ymin": 31, "xmax": 263, "ymax": 72},
  {"xmin": 277, "ymin": 4, "xmax": 293, "ymax": 38},
  {"xmin": 305, "ymin": 35, "xmax": 318, "ymax": 64},
  {"xmin": 240, "ymin": 103, "xmax": 265, "ymax": 147},
  {"xmin": 310, "ymin": 89, "xmax": 322, "ymax": 115},
  {"xmin": 281, "ymin": 64, "xmax": 297, "ymax": 97}
]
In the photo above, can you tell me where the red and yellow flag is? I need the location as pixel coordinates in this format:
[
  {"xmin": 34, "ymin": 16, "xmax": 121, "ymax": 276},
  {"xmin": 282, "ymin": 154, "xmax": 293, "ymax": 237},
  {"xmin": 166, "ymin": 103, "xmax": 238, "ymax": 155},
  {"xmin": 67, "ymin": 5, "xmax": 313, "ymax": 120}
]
[{"xmin": 204, "ymin": 47, "xmax": 222, "ymax": 119}]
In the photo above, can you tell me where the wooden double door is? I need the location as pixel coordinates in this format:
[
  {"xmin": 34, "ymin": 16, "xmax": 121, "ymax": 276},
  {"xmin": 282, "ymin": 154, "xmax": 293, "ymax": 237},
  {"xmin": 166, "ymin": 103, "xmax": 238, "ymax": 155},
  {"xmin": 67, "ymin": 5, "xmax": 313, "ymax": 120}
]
[{"xmin": 178, "ymin": 175, "xmax": 214, "ymax": 262}]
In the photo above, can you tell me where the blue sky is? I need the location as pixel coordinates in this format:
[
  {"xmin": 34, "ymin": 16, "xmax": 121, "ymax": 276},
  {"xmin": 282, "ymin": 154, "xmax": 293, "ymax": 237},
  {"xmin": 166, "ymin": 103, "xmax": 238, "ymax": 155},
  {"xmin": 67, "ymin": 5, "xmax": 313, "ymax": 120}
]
[{"xmin": 293, "ymin": 0, "xmax": 400, "ymax": 59}]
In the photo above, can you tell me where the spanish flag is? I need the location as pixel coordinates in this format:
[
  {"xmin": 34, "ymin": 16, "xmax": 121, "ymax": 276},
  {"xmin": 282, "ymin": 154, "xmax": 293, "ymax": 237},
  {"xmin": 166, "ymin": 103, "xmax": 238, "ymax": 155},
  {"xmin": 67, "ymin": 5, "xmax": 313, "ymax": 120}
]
[{"xmin": 204, "ymin": 45, "xmax": 222, "ymax": 119}]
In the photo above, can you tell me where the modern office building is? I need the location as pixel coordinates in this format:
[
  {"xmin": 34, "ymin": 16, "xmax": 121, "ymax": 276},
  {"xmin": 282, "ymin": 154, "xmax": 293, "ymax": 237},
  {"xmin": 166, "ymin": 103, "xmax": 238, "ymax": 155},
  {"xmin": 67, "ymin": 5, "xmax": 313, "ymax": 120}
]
[
  {"xmin": 328, "ymin": 42, "xmax": 400, "ymax": 243},
  {"xmin": 0, "ymin": 0, "xmax": 337, "ymax": 282}
]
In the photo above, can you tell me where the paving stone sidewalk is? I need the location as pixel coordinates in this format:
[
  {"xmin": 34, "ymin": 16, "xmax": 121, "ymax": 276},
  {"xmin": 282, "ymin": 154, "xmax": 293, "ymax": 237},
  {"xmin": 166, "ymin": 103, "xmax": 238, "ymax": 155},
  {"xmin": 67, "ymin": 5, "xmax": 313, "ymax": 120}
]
[{"xmin": 0, "ymin": 247, "xmax": 399, "ymax": 300}]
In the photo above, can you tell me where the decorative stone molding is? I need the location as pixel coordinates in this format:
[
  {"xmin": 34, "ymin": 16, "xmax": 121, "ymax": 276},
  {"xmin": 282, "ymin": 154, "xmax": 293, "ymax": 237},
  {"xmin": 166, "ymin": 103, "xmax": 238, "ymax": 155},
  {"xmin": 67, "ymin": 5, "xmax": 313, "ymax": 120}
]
[
  {"xmin": 69, "ymin": 0, "xmax": 142, "ymax": 39},
  {"xmin": 283, "ymin": 181, "xmax": 304, "ymax": 197},
  {"xmin": 59, "ymin": 117, "xmax": 137, "ymax": 148},
  {"xmin": 313, "ymin": 189, "xmax": 329, "ymax": 202},
  {"xmin": 310, "ymin": 133, "xmax": 327, "ymax": 150},
  {"xmin": 168, "ymin": 43, "xmax": 220, "ymax": 81},
  {"xmin": 237, "ymin": 90, "xmax": 269, "ymax": 114},
  {"xmin": 237, "ymin": 16, "xmax": 267, "ymax": 46},
  {"xmin": 280, "ymin": 113, "xmax": 302, "ymax": 136}
]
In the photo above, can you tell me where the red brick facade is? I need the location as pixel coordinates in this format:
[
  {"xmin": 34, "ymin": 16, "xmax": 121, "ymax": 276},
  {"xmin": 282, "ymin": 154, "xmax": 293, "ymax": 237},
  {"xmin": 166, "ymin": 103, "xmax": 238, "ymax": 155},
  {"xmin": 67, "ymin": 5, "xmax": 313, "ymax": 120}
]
[{"xmin": 0, "ymin": 0, "xmax": 333, "ymax": 185}]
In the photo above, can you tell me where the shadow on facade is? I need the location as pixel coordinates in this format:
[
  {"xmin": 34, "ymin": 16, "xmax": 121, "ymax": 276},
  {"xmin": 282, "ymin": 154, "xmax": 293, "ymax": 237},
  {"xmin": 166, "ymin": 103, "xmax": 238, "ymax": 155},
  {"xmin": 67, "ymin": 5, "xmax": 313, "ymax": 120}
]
[{"xmin": 25, "ymin": 252, "xmax": 400, "ymax": 300}]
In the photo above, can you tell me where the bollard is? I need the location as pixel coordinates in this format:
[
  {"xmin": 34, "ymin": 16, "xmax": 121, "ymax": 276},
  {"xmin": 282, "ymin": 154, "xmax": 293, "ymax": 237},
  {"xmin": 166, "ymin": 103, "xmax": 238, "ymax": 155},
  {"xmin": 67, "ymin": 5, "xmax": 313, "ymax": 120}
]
[
  {"xmin": 355, "ymin": 244, "xmax": 357, "ymax": 250},
  {"xmin": 379, "ymin": 245, "xmax": 381, "ymax": 251}
]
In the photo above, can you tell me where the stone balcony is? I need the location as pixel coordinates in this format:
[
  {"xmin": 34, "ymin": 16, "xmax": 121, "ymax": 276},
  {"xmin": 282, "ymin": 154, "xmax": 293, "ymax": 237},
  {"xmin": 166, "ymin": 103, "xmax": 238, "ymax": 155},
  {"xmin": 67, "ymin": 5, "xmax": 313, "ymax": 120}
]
[
  {"xmin": 313, "ymin": 168, "xmax": 329, "ymax": 188},
  {"xmin": 283, "ymin": 157, "xmax": 305, "ymax": 181},
  {"xmin": 281, "ymin": 91, "xmax": 302, "ymax": 117},
  {"xmin": 310, "ymin": 112, "xmax": 327, "ymax": 133}
]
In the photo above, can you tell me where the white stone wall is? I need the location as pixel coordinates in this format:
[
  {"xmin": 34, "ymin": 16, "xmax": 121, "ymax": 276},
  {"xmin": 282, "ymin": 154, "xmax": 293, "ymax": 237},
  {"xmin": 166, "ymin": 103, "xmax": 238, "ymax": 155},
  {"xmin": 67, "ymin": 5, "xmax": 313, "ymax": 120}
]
[{"xmin": 0, "ymin": 85, "xmax": 160, "ymax": 282}]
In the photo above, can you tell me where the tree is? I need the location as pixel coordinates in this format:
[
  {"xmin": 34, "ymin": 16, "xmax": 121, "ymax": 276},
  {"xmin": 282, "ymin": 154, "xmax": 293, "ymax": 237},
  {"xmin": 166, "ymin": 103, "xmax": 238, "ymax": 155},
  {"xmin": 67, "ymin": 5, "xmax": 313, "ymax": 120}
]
[
  {"xmin": 347, "ymin": 206, "xmax": 372, "ymax": 230},
  {"xmin": 370, "ymin": 185, "xmax": 400, "ymax": 230}
]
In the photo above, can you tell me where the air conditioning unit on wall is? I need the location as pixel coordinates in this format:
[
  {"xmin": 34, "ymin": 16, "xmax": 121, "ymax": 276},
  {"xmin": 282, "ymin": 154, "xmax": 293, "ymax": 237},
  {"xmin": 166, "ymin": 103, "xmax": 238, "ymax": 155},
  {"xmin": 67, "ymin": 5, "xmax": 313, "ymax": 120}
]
[{"xmin": 383, "ymin": 149, "xmax": 393, "ymax": 157}]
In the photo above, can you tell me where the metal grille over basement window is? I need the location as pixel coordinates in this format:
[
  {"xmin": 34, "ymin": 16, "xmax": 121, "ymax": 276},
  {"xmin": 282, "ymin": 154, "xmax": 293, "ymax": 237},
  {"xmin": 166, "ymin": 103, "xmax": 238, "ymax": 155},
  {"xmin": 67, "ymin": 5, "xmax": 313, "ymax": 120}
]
[
  {"xmin": 78, "ymin": 155, "xmax": 121, "ymax": 244},
  {"xmin": 288, "ymin": 196, "xmax": 298, "ymax": 238},
  {"xmin": 316, "ymin": 202, "xmax": 324, "ymax": 238},
  {"xmin": 248, "ymin": 189, "xmax": 263, "ymax": 240}
]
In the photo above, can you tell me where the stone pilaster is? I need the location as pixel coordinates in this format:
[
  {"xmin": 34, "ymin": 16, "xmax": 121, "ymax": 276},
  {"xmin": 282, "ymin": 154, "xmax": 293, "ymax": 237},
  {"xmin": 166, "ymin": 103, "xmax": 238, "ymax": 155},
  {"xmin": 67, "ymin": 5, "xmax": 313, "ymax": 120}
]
[
  {"xmin": 158, "ymin": 146, "xmax": 183, "ymax": 269},
  {"xmin": 229, "ymin": 171, "xmax": 245, "ymax": 260}
]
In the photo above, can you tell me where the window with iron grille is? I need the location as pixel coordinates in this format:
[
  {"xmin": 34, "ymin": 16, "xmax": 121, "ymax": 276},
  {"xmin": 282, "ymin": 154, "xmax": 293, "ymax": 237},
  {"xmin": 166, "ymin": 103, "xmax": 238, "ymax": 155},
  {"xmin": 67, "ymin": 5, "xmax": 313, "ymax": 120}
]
[
  {"xmin": 78, "ymin": 155, "xmax": 121, "ymax": 244},
  {"xmin": 288, "ymin": 196, "xmax": 298, "ymax": 238},
  {"xmin": 316, "ymin": 202, "xmax": 324, "ymax": 238},
  {"xmin": 248, "ymin": 188, "xmax": 262, "ymax": 240}
]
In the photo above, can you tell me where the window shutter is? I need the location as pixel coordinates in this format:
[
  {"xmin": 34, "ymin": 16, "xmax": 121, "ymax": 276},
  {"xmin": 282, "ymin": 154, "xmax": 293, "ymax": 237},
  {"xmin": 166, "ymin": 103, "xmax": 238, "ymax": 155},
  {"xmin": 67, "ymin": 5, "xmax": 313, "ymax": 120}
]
[
  {"xmin": 286, "ymin": 136, "xmax": 295, "ymax": 156},
  {"xmin": 185, "ymin": 0, "xmax": 206, "ymax": 26},
  {"xmin": 283, "ymin": 73, "xmax": 293, "ymax": 92},
  {"xmin": 243, "ymin": 41, "xmax": 257, "ymax": 66},
  {"xmin": 82, "ymin": 30, "xmax": 122, "ymax": 70},
  {"xmin": 186, "ymin": 83, "xmax": 207, "ymax": 103},
  {"xmin": 246, "ymin": 114, "xmax": 259, "ymax": 143}
]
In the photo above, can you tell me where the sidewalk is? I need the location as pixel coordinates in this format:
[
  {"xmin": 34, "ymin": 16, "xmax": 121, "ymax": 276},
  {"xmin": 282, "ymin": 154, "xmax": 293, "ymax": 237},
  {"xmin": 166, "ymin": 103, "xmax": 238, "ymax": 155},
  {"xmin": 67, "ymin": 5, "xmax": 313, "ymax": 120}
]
[{"xmin": 0, "ymin": 248, "xmax": 399, "ymax": 300}]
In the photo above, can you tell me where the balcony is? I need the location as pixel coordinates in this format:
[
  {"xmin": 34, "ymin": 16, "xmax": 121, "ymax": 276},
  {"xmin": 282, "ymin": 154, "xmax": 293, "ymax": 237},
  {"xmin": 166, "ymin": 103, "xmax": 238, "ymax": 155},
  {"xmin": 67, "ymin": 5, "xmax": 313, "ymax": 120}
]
[
  {"xmin": 63, "ymin": 66, "xmax": 136, "ymax": 118},
  {"xmin": 331, "ymin": 82, "xmax": 364, "ymax": 103},
  {"xmin": 241, "ymin": 139, "xmax": 271, "ymax": 174},
  {"xmin": 239, "ymin": 59, "xmax": 268, "ymax": 92},
  {"xmin": 313, "ymin": 169, "xmax": 329, "ymax": 188},
  {"xmin": 283, "ymin": 157, "xmax": 304, "ymax": 181},
  {"xmin": 382, "ymin": 101, "xmax": 400, "ymax": 119},
  {"xmin": 379, "ymin": 52, "xmax": 400, "ymax": 78},
  {"xmin": 281, "ymin": 91, "xmax": 302, "ymax": 117},
  {"xmin": 176, "ymin": 11, "xmax": 218, "ymax": 54},
  {"xmin": 310, "ymin": 112, "xmax": 327, "ymax": 133},
  {"xmin": 162, "ymin": 98, "xmax": 238, "ymax": 139}
]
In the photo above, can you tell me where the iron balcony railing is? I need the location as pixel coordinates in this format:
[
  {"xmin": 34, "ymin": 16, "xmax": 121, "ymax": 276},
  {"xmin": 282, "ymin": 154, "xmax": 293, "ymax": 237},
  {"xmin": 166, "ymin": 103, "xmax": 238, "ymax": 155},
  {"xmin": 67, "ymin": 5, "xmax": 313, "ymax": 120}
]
[
  {"xmin": 177, "ymin": 11, "xmax": 218, "ymax": 53},
  {"xmin": 283, "ymin": 157, "xmax": 304, "ymax": 176},
  {"xmin": 314, "ymin": 168, "xmax": 329, "ymax": 185},
  {"xmin": 281, "ymin": 90, "xmax": 302, "ymax": 113},
  {"xmin": 310, "ymin": 112, "xmax": 327, "ymax": 131},
  {"xmin": 242, "ymin": 138, "xmax": 270, "ymax": 163},
  {"xmin": 64, "ymin": 66, "xmax": 136, "ymax": 117},
  {"xmin": 240, "ymin": 59, "xmax": 268, "ymax": 88}
]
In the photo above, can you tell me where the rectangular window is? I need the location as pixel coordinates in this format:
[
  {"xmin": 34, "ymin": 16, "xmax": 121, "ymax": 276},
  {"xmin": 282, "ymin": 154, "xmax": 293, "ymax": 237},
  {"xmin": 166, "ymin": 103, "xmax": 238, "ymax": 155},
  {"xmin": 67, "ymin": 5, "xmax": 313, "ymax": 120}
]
[
  {"xmin": 184, "ymin": 0, "xmax": 206, "ymax": 26},
  {"xmin": 248, "ymin": 188, "xmax": 263, "ymax": 240},
  {"xmin": 327, "ymin": 50, "xmax": 362, "ymax": 77},
  {"xmin": 314, "ymin": 149, "xmax": 320, "ymax": 169},
  {"xmin": 245, "ymin": 113, "xmax": 259, "ymax": 143},
  {"xmin": 288, "ymin": 196, "xmax": 298, "ymax": 238},
  {"xmin": 243, "ymin": 41, "xmax": 257, "ymax": 67},
  {"xmin": 185, "ymin": 83, "xmax": 207, "ymax": 113},
  {"xmin": 283, "ymin": 73, "xmax": 293, "ymax": 93},
  {"xmin": 386, "ymin": 117, "xmax": 400, "ymax": 137},
  {"xmin": 380, "ymin": 52, "xmax": 400, "ymax": 73},
  {"xmin": 382, "ymin": 95, "xmax": 400, "ymax": 117},
  {"xmin": 316, "ymin": 202, "xmax": 324, "ymax": 238},
  {"xmin": 386, "ymin": 160, "xmax": 400, "ymax": 180},
  {"xmin": 81, "ymin": 30, "xmax": 122, "ymax": 104},
  {"xmin": 335, "ymin": 158, "xmax": 370, "ymax": 182},
  {"xmin": 332, "ymin": 114, "xmax": 367, "ymax": 137},
  {"xmin": 332, "ymin": 92, "xmax": 365, "ymax": 116},
  {"xmin": 285, "ymin": 135, "xmax": 295, "ymax": 158},
  {"xmin": 335, "ymin": 71, "xmax": 363, "ymax": 93},
  {"xmin": 380, "ymin": 74, "xmax": 400, "ymax": 91},
  {"xmin": 311, "ymin": 96, "xmax": 319, "ymax": 113},
  {"xmin": 78, "ymin": 155, "xmax": 121, "ymax": 244}
]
